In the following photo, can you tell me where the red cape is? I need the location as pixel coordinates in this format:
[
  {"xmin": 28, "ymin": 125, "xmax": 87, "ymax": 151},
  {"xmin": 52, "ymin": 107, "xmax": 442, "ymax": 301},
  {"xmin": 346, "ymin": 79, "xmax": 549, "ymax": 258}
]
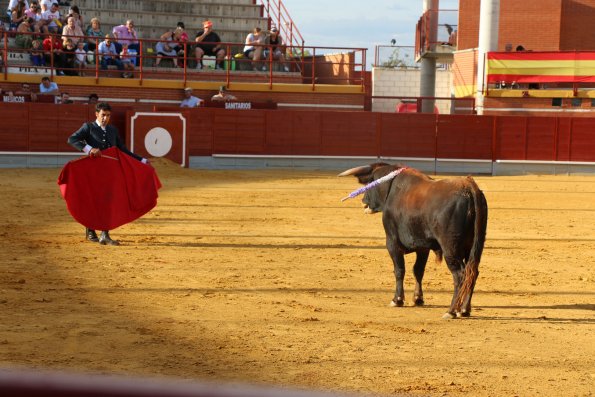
[{"xmin": 58, "ymin": 147, "xmax": 162, "ymax": 230}]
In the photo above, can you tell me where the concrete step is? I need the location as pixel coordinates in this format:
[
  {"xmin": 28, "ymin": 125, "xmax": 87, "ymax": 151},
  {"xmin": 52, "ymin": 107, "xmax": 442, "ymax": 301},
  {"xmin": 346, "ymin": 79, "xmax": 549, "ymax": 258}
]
[
  {"xmin": 96, "ymin": 12, "xmax": 267, "ymax": 38},
  {"xmin": 76, "ymin": 1, "xmax": 262, "ymax": 18}
]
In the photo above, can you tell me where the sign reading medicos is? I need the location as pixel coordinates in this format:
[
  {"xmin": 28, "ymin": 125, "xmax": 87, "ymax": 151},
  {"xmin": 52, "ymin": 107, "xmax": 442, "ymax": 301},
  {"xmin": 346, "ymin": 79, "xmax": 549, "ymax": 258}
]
[{"xmin": 128, "ymin": 112, "xmax": 187, "ymax": 167}]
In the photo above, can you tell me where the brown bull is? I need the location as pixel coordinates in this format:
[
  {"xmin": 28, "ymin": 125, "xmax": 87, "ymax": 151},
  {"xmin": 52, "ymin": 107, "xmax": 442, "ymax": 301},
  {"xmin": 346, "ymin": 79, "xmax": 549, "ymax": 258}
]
[{"xmin": 339, "ymin": 163, "xmax": 488, "ymax": 318}]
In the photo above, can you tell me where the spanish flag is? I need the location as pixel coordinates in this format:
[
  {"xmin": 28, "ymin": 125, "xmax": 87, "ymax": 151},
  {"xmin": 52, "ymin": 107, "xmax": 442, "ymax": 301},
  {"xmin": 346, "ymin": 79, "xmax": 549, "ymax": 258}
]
[{"xmin": 487, "ymin": 51, "xmax": 595, "ymax": 83}]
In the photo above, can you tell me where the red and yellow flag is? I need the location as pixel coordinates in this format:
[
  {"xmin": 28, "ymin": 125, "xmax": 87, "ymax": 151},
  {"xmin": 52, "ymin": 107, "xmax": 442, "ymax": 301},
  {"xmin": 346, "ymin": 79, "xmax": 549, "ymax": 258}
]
[{"xmin": 487, "ymin": 51, "xmax": 595, "ymax": 83}]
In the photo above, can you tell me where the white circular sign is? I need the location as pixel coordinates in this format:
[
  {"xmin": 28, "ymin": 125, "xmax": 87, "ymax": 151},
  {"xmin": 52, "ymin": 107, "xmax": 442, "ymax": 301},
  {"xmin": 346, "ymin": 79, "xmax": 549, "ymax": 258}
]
[{"xmin": 144, "ymin": 127, "xmax": 173, "ymax": 157}]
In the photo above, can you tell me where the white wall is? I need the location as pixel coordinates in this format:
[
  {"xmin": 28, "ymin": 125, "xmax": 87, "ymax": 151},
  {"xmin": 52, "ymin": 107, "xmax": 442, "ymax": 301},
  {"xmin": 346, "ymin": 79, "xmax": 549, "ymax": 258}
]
[{"xmin": 371, "ymin": 67, "xmax": 453, "ymax": 113}]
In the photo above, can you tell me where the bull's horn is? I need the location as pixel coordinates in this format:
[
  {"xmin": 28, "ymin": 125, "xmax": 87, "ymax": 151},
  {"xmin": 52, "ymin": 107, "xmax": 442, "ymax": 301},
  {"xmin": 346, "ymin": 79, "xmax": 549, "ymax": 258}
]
[{"xmin": 337, "ymin": 165, "xmax": 372, "ymax": 177}]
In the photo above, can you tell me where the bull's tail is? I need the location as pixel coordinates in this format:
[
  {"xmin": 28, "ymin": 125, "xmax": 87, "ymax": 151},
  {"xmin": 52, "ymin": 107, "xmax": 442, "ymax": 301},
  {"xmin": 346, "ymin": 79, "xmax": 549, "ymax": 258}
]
[{"xmin": 456, "ymin": 178, "xmax": 488, "ymax": 309}]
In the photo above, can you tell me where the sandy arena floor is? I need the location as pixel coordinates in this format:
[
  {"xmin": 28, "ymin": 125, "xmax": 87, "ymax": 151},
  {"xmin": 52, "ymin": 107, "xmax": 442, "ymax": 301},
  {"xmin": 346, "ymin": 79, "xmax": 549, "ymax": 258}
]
[{"xmin": 0, "ymin": 159, "xmax": 593, "ymax": 396}]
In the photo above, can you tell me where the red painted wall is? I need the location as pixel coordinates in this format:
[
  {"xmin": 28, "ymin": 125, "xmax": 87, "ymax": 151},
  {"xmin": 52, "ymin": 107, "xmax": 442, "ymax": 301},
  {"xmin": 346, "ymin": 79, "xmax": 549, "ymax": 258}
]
[{"xmin": 1, "ymin": 104, "xmax": 595, "ymax": 163}]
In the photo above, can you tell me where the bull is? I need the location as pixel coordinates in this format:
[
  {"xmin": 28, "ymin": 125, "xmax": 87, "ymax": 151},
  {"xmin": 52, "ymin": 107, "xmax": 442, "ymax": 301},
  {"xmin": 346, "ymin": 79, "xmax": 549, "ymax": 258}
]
[{"xmin": 339, "ymin": 163, "xmax": 488, "ymax": 318}]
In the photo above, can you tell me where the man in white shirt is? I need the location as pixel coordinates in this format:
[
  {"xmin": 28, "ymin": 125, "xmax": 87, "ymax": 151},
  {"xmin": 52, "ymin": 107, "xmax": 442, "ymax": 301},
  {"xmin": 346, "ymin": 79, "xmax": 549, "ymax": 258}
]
[
  {"xmin": 180, "ymin": 87, "xmax": 203, "ymax": 108},
  {"xmin": 41, "ymin": 2, "xmax": 62, "ymax": 33}
]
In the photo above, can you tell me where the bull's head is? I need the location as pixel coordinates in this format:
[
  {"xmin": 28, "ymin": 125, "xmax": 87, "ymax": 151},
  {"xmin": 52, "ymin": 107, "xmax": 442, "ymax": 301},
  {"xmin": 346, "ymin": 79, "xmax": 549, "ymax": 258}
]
[{"xmin": 338, "ymin": 163, "xmax": 400, "ymax": 214}]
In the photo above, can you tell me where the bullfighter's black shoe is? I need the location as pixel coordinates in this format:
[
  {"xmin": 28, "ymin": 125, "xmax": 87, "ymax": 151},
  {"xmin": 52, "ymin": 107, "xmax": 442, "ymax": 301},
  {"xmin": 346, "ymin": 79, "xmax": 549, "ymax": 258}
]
[
  {"xmin": 99, "ymin": 231, "xmax": 119, "ymax": 246},
  {"xmin": 86, "ymin": 228, "xmax": 99, "ymax": 242}
]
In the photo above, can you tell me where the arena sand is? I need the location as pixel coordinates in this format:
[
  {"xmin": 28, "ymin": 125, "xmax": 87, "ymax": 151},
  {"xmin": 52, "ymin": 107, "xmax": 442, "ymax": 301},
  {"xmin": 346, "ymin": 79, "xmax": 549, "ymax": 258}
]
[{"xmin": 0, "ymin": 159, "xmax": 593, "ymax": 397}]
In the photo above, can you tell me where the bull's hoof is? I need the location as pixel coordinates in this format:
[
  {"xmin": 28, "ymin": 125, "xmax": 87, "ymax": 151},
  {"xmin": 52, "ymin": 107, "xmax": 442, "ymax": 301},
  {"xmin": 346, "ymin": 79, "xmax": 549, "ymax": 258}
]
[
  {"xmin": 390, "ymin": 298, "xmax": 404, "ymax": 307},
  {"xmin": 413, "ymin": 296, "xmax": 424, "ymax": 306},
  {"xmin": 442, "ymin": 312, "xmax": 457, "ymax": 320},
  {"xmin": 457, "ymin": 311, "xmax": 471, "ymax": 318}
]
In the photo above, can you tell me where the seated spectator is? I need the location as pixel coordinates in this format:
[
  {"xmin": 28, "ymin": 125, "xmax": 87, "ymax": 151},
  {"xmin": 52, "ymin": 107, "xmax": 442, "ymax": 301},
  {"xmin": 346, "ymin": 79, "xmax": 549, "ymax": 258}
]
[
  {"xmin": 14, "ymin": 82, "xmax": 37, "ymax": 101},
  {"xmin": 98, "ymin": 34, "xmax": 124, "ymax": 74},
  {"xmin": 265, "ymin": 27, "xmax": 290, "ymax": 72},
  {"xmin": 173, "ymin": 22, "xmax": 189, "ymax": 67},
  {"xmin": 15, "ymin": 17, "xmax": 34, "ymax": 49},
  {"xmin": 10, "ymin": 1, "xmax": 28, "ymax": 31},
  {"xmin": 84, "ymin": 17, "xmax": 104, "ymax": 52},
  {"xmin": 41, "ymin": 2, "xmax": 64, "ymax": 34},
  {"xmin": 155, "ymin": 25, "xmax": 186, "ymax": 67},
  {"xmin": 39, "ymin": 0, "xmax": 50, "ymax": 12},
  {"xmin": 211, "ymin": 85, "xmax": 237, "ymax": 102},
  {"xmin": 65, "ymin": 5, "xmax": 83, "ymax": 29},
  {"xmin": 119, "ymin": 43, "xmax": 135, "ymax": 78},
  {"xmin": 74, "ymin": 40, "xmax": 86, "ymax": 75},
  {"xmin": 61, "ymin": 15, "xmax": 83, "ymax": 47},
  {"xmin": 180, "ymin": 87, "xmax": 203, "ymax": 108},
  {"xmin": 59, "ymin": 91, "xmax": 72, "ymax": 103},
  {"xmin": 29, "ymin": 38, "xmax": 45, "ymax": 66},
  {"xmin": 87, "ymin": 92, "xmax": 98, "ymax": 104},
  {"xmin": 42, "ymin": 32, "xmax": 65, "ymax": 74},
  {"xmin": 24, "ymin": 1, "xmax": 42, "ymax": 34},
  {"xmin": 39, "ymin": 76, "xmax": 59, "ymax": 95},
  {"xmin": 7, "ymin": 0, "xmax": 28, "ymax": 20},
  {"xmin": 194, "ymin": 20, "xmax": 225, "ymax": 70},
  {"xmin": 112, "ymin": 19, "xmax": 140, "ymax": 66},
  {"xmin": 243, "ymin": 27, "xmax": 265, "ymax": 71}
]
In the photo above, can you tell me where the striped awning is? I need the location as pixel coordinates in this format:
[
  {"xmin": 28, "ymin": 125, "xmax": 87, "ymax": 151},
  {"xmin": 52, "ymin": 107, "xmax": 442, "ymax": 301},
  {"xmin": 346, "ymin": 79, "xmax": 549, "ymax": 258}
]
[{"xmin": 487, "ymin": 51, "xmax": 595, "ymax": 83}]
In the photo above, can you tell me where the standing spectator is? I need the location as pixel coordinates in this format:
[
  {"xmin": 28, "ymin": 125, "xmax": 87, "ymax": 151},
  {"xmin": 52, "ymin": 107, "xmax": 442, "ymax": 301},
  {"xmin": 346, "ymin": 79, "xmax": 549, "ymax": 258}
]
[
  {"xmin": 84, "ymin": 17, "xmax": 104, "ymax": 52},
  {"xmin": 67, "ymin": 101, "xmax": 149, "ymax": 245},
  {"xmin": 119, "ymin": 43, "xmax": 136, "ymax": 78},
  {"xmin": 112, "ymin": 19, "xmax": 139, "ymax": 66},
  {"xmin": 243, "ymin": 27, "xmax": 265, "ymax": 71},
  {"xmin": 211, "ymin": 85, "xmax": 237, "ymax": 102},
  {"xmin": 194, "ymin": 20, "xmax": 225, "ymax": 70},
  {"xmin": 97, "ymin": 34, "xmax": 124, "ymax": 74},
  {"xmin": 15, "ymin": 17, "xmax": 34, "ymax": 49},
  {"xmin": 39, "ymin": 76, "xmax": 59, "ymax": 95},
  {"xmin": 265, "ymin": 27, "xmax": 290, "ymax": 72},
  {"xmin": 180, "ymin": 87, "xmax": 203, "ymax": 108},
  {"xmin": 61, "ymin": 15, "xmax": 83, "ymax": 47}
]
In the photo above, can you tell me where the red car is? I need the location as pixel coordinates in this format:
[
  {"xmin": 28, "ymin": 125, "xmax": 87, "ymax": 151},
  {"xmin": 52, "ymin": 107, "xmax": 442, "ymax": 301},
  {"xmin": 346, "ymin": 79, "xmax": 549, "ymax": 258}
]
[{"xmin": 396, "ymin": 100, "xmax": 439, "ymax": 114}]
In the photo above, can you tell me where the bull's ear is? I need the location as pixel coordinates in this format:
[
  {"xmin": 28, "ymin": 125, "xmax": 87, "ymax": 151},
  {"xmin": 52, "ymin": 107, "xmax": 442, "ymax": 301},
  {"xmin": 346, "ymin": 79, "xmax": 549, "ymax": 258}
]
[{"xmin": 337, "ymin": 165, "xmax": 372, "ymax": 177}]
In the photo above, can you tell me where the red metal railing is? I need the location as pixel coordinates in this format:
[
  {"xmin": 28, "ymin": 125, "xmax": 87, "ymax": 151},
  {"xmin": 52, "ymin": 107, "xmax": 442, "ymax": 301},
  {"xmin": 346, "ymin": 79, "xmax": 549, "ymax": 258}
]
[
  {"xmin": 0, "ymin": 31, "xmax": 366, "ymax": 89},
  {"xmin": 415, "ymin": 9, "xmax": 458, "ymax": 60},
  {"xmin": 257, "ymin": 0, "xmax": 305, "ymax": 60}
]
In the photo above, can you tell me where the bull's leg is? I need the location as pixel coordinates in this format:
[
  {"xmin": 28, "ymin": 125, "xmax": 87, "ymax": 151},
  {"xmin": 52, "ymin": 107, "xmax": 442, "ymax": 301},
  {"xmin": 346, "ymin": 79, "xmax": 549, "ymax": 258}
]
[
  {"xmin": 459, "ymin": 269, "xmax": 479, "ymax": 317},
  {"xmin": 443, "ymin": 256, "xmax": 465, "ymax": 319},
  {"xmin": 387, "ymin": 242, "xmax": 406, "ymax": 307},
  {"xmin": 412, "ymin": 250, "xmax": 429, "ymax": 306}
]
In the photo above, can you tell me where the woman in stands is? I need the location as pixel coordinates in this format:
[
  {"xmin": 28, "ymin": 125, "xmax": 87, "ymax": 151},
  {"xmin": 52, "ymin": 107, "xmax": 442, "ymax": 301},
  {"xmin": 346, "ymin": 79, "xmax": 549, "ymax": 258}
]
[
  {"xmin": 10, "ymin": 0, "xmax": 28, "ymax": 31},
  {"xmin": 66, "ymin": 5, "xmax": 84, "ymax": 29},
  {"xmin": 85, "ymin": 17, "xmax": 104, "ymax": 52}
]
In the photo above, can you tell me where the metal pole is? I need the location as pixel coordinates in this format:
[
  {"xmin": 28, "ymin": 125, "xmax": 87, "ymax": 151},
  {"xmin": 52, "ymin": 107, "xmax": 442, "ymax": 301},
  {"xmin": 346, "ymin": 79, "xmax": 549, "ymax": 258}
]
[
  {"xmin": 476, "ymin": 0, "xmax": 500, "ymax": 115},
  {"xmin": 420, "ymin": 0, "xmax": 439, "ymax": 113}
]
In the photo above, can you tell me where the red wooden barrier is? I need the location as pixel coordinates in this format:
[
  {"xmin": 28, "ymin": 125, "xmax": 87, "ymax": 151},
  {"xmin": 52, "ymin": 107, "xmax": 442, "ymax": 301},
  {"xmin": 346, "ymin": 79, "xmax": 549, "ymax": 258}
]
[{"xmin": 1, "ymin": 104, "xmax": 595, "ymax": 163}]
